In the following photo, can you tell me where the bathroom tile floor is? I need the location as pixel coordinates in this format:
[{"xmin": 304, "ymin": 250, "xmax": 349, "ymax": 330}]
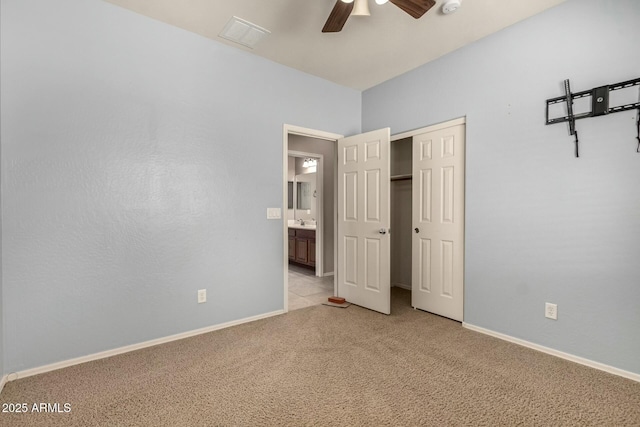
[{"xmin": 288, "ymin": 263, "xmax": 334, "ymax": 311}]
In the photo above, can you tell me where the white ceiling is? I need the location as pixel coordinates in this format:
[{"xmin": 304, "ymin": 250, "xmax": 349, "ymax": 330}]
[{"xmin": 104, "ymin": 0, "xmax": 567, "ymax": 90}]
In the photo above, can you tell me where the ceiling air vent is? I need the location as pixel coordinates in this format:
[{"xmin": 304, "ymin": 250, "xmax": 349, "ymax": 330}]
[{"xmin": 219, "ymin": 16, "xmax": 270, "ymax": 49}]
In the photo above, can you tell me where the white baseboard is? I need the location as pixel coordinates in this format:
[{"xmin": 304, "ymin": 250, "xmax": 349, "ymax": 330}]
[
  {"xmin": 322, "ymin": 271, "xmax": 334, "ymax": 277},
  {"xmin": 392, "ymin": 282, "xmax": 411, "ymax": 291},
  {"xmin": 0, "ymin": 375, "xmax": 8, "ymax": 394},
  {"xmin": 463, "ymin": 322, "xmax": 640, "ymax": 383},
  {"xmin": 7, "ymin": 310, "xmax": 285, "ymax": 383}
]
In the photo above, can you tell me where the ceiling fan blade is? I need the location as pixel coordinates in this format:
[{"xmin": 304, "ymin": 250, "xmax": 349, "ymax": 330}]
[
  {"xmin": 322, "ymin": 0, "xmax": 354, "ymax": 33},
  {"xmin": 389, "ymin": 0, "xmax": 436, "ymax": 19}
]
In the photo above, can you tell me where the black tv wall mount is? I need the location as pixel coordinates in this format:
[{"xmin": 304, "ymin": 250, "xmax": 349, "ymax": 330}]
[{"xmin": 545, "ymin": 77, "xmax": 640, "ymax": 157}]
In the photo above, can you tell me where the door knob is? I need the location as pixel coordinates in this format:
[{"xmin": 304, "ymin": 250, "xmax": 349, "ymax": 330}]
[
  {"xmin": 414, "ymin": 227, "xmax": 419, "ymax": 233},
  {"xmin": 379, "ymin": 228, "xmax": 387, "ymax": 235}
]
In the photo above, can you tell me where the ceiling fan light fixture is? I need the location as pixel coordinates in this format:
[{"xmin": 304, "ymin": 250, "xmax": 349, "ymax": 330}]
[
  {"xmin": 323, "ymin": 0, "xmax": 435, "ymax": 33},
  {"xmin": 351, "ymin": 0, "xmax": 371, "ymax": 16}
]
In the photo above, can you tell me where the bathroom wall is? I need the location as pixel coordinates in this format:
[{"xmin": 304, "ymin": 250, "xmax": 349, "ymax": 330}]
[{"xmin": 287, "ymin": 156, "xmax": 295, "ymax": 220}]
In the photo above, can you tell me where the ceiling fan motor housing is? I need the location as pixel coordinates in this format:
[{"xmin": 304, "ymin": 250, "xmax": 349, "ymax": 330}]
[
  {"xmin": 324, "ymin": 0, "xmax": 437, "ymax": 33},
  {"xmin": 352, "ymin": 0, "xmax": 371, "ymax": 16}
]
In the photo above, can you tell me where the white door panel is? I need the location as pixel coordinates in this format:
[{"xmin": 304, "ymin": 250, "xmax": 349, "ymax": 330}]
[
  {"xmin": 337, "ymin": 128, "xmax": 391, "ymax": 314},
  {"xmin": 412, "ymin": 124, "xmax": 465, "ymax": 321}
]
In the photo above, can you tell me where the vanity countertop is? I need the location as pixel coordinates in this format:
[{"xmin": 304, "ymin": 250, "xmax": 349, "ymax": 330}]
[
  {"xmin": 288, "ymin": 224, "xmax": 316, "ymax": 231},
  {"xmin": 288, "ymin": 220, "xmax": 316, "ymax": 230}
]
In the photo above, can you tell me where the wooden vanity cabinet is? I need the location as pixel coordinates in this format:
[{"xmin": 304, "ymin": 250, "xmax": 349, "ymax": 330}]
[
  {"xmin": 288, "ymin": 228, "xmax": 316, "ymax": 267},
  {"xmin": 288, "ymin": 229, "xmax": 296, "ymax": 261}
]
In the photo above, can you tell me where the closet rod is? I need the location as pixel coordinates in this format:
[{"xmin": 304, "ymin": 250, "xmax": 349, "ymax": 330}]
[{"xmin": 390, "ymin": 174, "xmax": 412, "ymax": 181}]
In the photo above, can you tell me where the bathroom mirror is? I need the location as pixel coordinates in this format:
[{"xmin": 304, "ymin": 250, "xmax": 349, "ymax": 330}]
[
  {"xmin": 296, "ymin": 182, "xmax": 311, "ymax": 210},
  {"xmin": 291, "ymin": 172, "xmax": 317, "ymax": 221}
]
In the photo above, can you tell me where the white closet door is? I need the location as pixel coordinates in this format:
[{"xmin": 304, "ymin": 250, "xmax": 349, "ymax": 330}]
[
  {"xmin": 412, "ymin": 123, "xmax": 465, "ymax": 321},
  {"xmin": 337, "ymin": 128, "xmax": 391, "ymax": 315}
]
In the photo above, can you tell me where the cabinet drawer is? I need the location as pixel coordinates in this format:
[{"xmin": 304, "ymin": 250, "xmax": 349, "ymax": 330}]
[{"xmin": 295, "ymin": 229, "xmax": 315, "ymax": 239}]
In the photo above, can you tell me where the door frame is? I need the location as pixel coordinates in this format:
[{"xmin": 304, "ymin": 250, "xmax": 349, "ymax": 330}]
[
  {"xmin": 390, "ymin": 117, "xmax": 466, "ymax": 141},
  {"xmin": 283, "ymin": 124, "xmax": 343, "ymax": 313},
  {"xmin": 288, "ymin": 149, "xmax": 324, "ymax": 277}
]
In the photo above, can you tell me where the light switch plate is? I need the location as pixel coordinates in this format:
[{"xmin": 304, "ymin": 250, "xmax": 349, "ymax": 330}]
[{"xmin": 267, "ymin": 208, "xmax": 281, "ymax": 219}]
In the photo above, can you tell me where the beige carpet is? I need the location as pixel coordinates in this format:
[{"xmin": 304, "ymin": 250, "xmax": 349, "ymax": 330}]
[{"xmin": 1, "ymin": 288, "xmax": 639, "ymax": 426}]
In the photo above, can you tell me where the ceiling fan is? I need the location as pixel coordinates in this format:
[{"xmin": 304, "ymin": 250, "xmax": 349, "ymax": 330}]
[{"xmin": 323, "ymin": 0, "xmax": 436, "ymax": 33}]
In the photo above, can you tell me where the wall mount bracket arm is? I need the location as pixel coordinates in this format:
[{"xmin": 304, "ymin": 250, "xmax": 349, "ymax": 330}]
[{"xmin": 545, "ymin": 77, "xmax": 640, "ymax": 157}]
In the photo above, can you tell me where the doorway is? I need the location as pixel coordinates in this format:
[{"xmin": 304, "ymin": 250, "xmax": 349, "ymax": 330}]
[
  {"xmin": 283, "ymin": 125, "xmax": 342, "ymax": 312},
  {"xmin": 288, "ymin": 151, "xmax": 323, "ymax": 276}
]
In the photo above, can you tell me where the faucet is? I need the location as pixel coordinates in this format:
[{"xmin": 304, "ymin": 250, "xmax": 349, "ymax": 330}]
[{"xmin": 299, "ymin": 219, "xmax": 305, "ymax": 226}]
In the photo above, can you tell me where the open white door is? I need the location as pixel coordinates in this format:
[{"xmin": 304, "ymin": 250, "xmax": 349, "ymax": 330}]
[
  {"xmin": 412, "ymin": 123, "xmax": 465, "ymax": 321},
  {"xmin": 337, "ymin": 128, "xmax": 391, "ymax": 314}
]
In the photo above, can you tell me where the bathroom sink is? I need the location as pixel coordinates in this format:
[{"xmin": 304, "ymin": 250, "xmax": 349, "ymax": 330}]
[{"xmin": 288, "ymin": 223, "xmax": 316, "ymax": 230}]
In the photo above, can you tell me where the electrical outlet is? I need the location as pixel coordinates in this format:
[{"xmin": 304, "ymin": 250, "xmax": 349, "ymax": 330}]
[
  {"xmin": 545, "ymin": 302, "xmax": 557, "ymax": 320},
  {"xmin": 198, "ymin": 289, "xmax": 207, "ymax": 304}
]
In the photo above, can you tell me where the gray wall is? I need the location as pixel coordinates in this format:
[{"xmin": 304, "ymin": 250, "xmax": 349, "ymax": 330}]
[
  {"xmin": 288, "ymin": 134, "xmax": 336, "ymax": 275},
  {"xmin": 0, "ymin": 126, "xmax": 2, "ymax": 379},
  {"xmin": 0, "ymin": 0, "xmax": 360, "ymax": 372},
  {"xmin": 363, "ymin": 0, "xmax": 640, "ymax": 374}
]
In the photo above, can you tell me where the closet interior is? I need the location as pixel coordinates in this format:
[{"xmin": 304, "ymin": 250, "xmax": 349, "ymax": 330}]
[{"xmin": 390, "ymin": 137, "xmax": 413, "ymax": 292}]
